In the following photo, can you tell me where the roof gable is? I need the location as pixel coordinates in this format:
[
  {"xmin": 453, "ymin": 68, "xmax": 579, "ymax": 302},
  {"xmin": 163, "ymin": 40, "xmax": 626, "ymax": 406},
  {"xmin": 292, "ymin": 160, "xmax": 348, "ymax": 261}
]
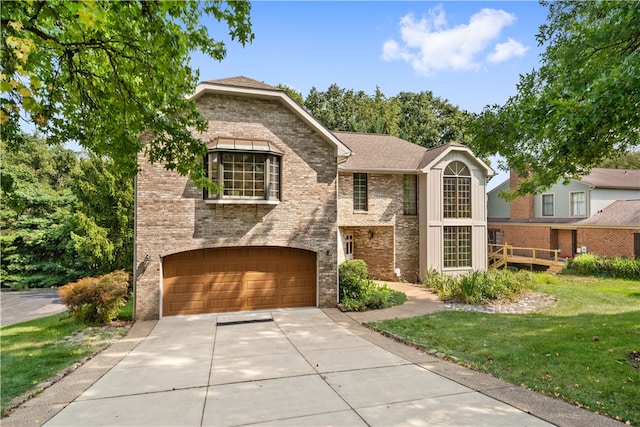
[
  {"xmin": 419, "ymin": 142, "xmax": 494, "ymax": 175},
  {"xmin": 192, "ymin": 77, "xmax": 351, "ymax": 158}
]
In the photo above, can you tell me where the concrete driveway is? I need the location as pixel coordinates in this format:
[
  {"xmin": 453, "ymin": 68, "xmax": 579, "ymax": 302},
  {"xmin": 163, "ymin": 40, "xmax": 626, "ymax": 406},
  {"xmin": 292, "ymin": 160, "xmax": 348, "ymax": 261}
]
[{"xmin": 36, "ymin": 308, "xmax": 555, "ymax": 427}]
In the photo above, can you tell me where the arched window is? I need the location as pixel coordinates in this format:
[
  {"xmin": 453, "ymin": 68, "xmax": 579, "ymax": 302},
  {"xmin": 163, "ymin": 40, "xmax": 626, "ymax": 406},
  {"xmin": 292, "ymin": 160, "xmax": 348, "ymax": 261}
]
[{"xmin": 443, "ymin": 161, "xmax": 471, "ymax": 218}]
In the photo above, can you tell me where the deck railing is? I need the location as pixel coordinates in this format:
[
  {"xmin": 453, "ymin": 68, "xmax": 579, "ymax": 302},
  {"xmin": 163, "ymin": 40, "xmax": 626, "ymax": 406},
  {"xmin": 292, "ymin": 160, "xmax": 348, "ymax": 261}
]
[{"xmin": 488, "ymin": 243, "xmax": 559, "ymax": 269}]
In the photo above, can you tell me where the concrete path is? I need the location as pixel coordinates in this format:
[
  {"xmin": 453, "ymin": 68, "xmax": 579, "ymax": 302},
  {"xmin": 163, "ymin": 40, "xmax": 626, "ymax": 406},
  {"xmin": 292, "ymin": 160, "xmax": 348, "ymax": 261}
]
[{"xmin": 0, "ymin": 290, "xmax": 67, "ymax": 327}]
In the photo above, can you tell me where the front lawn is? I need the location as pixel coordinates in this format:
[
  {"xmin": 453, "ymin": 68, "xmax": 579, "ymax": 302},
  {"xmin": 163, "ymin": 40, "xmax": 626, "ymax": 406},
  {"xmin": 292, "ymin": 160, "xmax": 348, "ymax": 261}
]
[
  {"xmin": 0, "ymin": 297, "xmax": 133, "ymax": 416},
  {"xmin": 370, "ymin": 274, "xmax": 640, "ymax": 426}
]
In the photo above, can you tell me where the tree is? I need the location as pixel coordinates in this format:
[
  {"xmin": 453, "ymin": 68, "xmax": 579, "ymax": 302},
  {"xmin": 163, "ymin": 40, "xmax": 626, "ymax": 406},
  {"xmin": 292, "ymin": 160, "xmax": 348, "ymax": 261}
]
[
  {"xmin": 471, "ymin": 1, "xmax": 640, "ymax": 198},
  {"xmin": 395, "ymin": 91, "xmax": 472, "ymax": 148},
  {"xmin": 1, "ymin": 137, "xmax": 134, "ymax": 288},
  {"xmin": 1, "ymin": 1, "xmax": 253, "ymax": 185}
]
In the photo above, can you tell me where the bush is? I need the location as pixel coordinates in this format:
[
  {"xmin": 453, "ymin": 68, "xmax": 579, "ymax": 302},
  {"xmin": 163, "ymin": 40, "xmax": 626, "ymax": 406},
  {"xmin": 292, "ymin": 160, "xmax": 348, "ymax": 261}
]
[
  {"xmin": 338, "ymin": 259, "xmax": 369, "ymax": 300},
  {"xmin": 421, "ymin": 269, "xmax": 534, "ymax": 303},
  {"xmin": 338, "ymin": 260, "xmax": 406, "ymax": 312},
  {"xmin": 58, "ymin": 270, "xmax": 130, "ymax": 324},
  {"xmin": 567, "ymin": 254, "xmax": 640, "ymax": 280}
]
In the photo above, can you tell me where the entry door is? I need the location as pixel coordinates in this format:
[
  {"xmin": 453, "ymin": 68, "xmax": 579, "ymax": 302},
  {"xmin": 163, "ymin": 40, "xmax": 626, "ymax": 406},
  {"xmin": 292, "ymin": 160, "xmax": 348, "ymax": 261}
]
[
  {"xmin": 344, "ymin": 234, "xmax": 354, "ymax": 260},
  {"xmin": 634, "ymin": 233, "xmax": 640, "ymax": 260}
]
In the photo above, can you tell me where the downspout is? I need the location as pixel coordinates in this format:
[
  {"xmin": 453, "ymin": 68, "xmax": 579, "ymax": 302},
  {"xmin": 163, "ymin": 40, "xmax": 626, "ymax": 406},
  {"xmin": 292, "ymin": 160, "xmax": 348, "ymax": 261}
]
[{"xmin": 132, "ymin": 174, "xmax": 138, "ymax": 320}]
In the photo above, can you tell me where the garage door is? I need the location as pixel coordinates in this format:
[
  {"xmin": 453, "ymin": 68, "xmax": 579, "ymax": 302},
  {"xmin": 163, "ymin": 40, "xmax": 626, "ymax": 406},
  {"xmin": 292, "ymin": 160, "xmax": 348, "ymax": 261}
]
[{"xmin": 162, "ymin": 247, "xmax": 316, "ymax": 316}]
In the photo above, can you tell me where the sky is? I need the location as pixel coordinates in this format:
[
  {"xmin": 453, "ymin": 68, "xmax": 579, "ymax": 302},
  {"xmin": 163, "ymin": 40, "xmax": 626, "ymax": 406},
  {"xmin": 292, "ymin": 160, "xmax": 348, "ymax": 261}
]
[{"xmin": 192, "ymin": 1, "xmax": 551, "ymax": 189}]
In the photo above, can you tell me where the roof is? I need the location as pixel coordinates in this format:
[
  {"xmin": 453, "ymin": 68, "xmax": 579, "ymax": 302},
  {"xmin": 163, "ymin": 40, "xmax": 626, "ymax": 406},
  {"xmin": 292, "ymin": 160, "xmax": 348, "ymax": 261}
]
[
  {"xmin": 334, "ymin": 132, "xmax": 426, "ymax": 171},
  {"xmin": 200, "ymin": 76, "xmax": 278, "ymax": 91},
  {"xmin": 580, "ymin": 168, "xmax": 640, "ymax": 190},
  {"xmin": 577, "ymin": 199, "xmax": 640, "ymax": 227},
  {"xmin": 335, "ymin": 133, "xmax": 493, "ymax": 175},
  {"xmin": 192, "ymin": 77, "xmax": 351, "ymax": 158}
]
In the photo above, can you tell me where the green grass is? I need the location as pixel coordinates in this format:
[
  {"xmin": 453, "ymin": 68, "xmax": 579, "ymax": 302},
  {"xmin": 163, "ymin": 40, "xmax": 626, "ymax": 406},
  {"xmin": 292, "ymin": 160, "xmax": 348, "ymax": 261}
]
[
  {"xmin": 371, "ymin": 274, "xmax": 640, "ymax": 425},
  {"xmin": 0, "ymin": 313, "xmax": 94, "ymax": 415},
  {"xmin": 0, "ymin": 295, "xmax": 134, "ymax": 416}
]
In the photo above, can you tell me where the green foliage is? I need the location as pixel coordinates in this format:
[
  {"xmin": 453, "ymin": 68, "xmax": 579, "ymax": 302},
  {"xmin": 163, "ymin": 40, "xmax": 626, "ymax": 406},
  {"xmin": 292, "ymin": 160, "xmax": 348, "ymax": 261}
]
[
  {"xmin": 303, "ymin": 85, "xmax": 470, "ymax": 148},
  {"xmin": 338, "ymin": 259, "xmax": 406, "ymax": 311},
  {"xmin": 470, "ymin": 1, "xmax": 640, "ymax": 197},
  {"xmin": 58, "ymin": 271, "xmax": 130, "ymax": 325},
  {"xmin": 421, "ymin": 269, "xmax": 535, "ymax": 303},
  {"xmin": 2, "ymin": 1, "xmax": 253, "ymax": 184},
  {"xmin": 567, "ymin": 254, "xmax": 640, "ymax": 280},
  {"xmin": 1, "ymin": 138, "xmax": 134, "ymax": 288}
]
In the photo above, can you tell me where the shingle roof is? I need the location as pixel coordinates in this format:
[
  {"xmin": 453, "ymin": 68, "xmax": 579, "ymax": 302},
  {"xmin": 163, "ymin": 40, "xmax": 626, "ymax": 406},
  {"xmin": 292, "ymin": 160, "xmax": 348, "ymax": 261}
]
[
  {"xmin": 580, "ymin": 168, "xmax": 640, "ymax": 189},
  {"xmin": 334, "ymin": 132, "xmax": 427, "ymax": 171},
  {"xmin": 200, "ymin": 76, "xmax": 278, "ymax": 91},
  {"xmin": 577, "ymin": 199, "xmax": 640, "ymax": 227}
]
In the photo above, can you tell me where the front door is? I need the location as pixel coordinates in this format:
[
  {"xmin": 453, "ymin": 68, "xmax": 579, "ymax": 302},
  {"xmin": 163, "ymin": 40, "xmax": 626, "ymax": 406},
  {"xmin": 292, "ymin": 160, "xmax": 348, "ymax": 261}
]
[{"xmin": 344, "ymin": 233, "xmax": 354, "ymax": 260}]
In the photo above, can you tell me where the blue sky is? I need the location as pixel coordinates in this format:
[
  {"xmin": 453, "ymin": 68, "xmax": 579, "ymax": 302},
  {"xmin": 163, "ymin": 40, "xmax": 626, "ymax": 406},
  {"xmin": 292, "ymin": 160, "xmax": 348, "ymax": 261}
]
[{"xmin": 192, "ymin": 1, "xmax": 550, "ymax": 188}]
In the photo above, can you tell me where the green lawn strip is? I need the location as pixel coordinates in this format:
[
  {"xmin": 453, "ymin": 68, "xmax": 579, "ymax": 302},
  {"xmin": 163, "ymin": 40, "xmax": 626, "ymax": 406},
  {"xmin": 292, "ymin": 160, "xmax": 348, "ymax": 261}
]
[
  {"xmin": 1, "ymin": 297, "xmax": 134, "ymax": 416},
  {"xmin": 370, "ymin": 275, "xmax": 640, "ymax": 426},
  {"xmin": 0, "ymin": 313, "xmax": 95, "ymax": 414}
]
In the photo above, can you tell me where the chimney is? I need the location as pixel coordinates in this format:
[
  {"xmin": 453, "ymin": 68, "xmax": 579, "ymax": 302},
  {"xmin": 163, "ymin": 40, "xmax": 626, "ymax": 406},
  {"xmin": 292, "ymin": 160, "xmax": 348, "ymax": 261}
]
[{"xmin": 509, "ymin": 170, "xmax": 534, "ymax": 219}]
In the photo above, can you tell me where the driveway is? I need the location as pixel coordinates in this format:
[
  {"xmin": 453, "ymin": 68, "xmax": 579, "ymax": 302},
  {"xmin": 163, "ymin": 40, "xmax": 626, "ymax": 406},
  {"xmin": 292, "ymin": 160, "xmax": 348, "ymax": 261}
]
[
  {"xmin": 0, "ymin": 290, "xmax": 67, "ymax": 327},
  {"xmin": 32, "ymin": 308, "xmax": 555, "ymax": 427}
]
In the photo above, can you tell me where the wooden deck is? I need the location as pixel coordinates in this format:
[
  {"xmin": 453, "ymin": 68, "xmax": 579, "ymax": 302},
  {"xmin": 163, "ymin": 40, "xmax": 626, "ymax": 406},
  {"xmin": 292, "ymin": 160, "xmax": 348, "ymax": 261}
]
[{"xmin": 488, "ymin": 244, "xmax": 565, "ymax": 273}]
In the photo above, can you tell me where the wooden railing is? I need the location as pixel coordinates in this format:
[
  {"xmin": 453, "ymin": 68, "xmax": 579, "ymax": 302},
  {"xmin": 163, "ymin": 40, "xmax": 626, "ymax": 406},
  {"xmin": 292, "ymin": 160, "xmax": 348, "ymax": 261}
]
[{"xmin": 488, "ymin": 244, "xmax": 560, "ymax": 269}]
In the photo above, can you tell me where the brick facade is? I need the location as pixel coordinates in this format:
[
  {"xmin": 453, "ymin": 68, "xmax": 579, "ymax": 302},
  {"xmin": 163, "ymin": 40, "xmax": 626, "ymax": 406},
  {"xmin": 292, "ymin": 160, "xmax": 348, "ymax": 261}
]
[
  {"xmin": 578, "ymin": 228, "xmax": 638, "ymax": 258},
  {"xmin": 337, "ymin": 173, "xmax": 420, "ymax": 282},
  {"xmin": 135, "ymin": 94, "xmax": 339, "ymax": 320}
]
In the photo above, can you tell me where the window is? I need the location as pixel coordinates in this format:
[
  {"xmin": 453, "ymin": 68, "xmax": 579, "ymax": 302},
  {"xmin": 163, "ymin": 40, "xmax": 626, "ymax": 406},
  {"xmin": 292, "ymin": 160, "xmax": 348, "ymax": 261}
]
[
  {"xmin": 444, "ymin": 226, "xmax": 472, "ymax": 268},
  {"xmin": 443, "ymin": 162, "xmax": 471, "ymax": 218},
  {"xmin": 542, "ymin": 194, "xmax": 554, "ymax": 216},
  {"xmin": 571, "ymin": 191, "xmax": 586, "ymax": 216},
  {"xmin": 353, "ymin": 173, "xmax": 368, "ymax": 211},
  {"xmin": 403, "ymin": 175, "xmax": 417, "ymax": 215},
  {"xmin": 204, "ymin": 138, "xmax": 282, "ymax": 202}
]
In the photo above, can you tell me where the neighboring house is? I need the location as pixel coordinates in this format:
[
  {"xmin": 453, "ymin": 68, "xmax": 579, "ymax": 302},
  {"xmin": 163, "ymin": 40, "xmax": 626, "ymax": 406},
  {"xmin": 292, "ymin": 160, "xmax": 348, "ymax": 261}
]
[
  {"xmin": 134, "ymin": 76, "xmax": 493, "ymax": 321},
  {"xmin": 488, "ymin": 169, "xmax": 640, "ymax": 259}
]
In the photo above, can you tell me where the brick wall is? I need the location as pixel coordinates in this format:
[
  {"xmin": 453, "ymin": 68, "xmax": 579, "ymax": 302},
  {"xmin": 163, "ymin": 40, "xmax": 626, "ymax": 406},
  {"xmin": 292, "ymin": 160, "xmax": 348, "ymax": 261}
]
[
  {"xmin": 578, "ymin": 228, "xmax": 639, "ymax": 258},
  {"xmin": 509, "ymin": 170, "xmax": 534, "ymax": 219},
  {"xmin": 135, "ymin": 94, "xmax": 339, "ymax": 320},
  {"xmin": 338, "ymin": 172, "xmax": 420, "ymax": 282},
  {"xmin": 495, "ymin": 224, "xmax": 553, "ymax": 250}
]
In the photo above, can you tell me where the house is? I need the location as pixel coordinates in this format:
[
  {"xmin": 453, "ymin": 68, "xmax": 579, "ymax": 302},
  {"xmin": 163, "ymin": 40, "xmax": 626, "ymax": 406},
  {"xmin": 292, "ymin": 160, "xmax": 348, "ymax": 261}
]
[
  {"xmin": 134, "ymin": 76, "xmax": 493, "ymax": 321},
  {"xmin": 488, "ymin": 169, "xmax": 640, "ymax": 259}
]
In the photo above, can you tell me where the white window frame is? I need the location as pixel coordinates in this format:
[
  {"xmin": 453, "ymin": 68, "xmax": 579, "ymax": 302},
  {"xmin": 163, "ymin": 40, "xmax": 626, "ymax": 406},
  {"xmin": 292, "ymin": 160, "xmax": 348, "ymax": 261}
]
[
  {"xmin": 570, "ymin": 191, "xmax": 586, "ymax": 217},
  {"xmin": 353, "ymin": 173, "xmax": 368, "ymax": 211}
]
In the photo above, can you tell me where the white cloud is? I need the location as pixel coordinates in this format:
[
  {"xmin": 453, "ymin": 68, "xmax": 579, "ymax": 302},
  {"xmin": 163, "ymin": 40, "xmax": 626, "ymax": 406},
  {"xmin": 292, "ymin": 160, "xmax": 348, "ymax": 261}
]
[
  {"xmin": 382, "ymin": 5, "xmax": 525, "ymax": 75},
  {"xmin": 487, "ymin": 38, "xmax": 529, "ymax": 62}
]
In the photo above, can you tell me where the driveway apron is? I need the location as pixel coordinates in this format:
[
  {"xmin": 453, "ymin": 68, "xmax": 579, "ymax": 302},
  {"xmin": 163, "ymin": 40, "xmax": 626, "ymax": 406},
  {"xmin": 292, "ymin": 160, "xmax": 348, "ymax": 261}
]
[{"xmin": 44, "ymin": 308, "xmax": 551, "ymax": 427}]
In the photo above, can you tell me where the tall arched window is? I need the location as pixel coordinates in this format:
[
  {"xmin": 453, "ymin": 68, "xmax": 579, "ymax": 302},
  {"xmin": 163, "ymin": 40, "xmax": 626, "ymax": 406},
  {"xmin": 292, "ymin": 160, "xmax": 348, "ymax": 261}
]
[{"xmin": 443, "ymin": 161, "xmax": 471, "ymax": 218}]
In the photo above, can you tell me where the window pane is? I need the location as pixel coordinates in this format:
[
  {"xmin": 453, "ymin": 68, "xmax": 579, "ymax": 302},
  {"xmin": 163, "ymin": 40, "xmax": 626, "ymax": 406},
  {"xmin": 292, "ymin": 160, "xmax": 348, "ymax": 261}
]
[
  {"xmin": 444, "ymin": 226, "xmax": 472, "ymax": 268},
  {"xmin": 403, "ymin": 175, "xmax": 417, "ymax": 215},
  {"xmin": 353, "ymin": 173, "xmax": 368, "ymax": 211},
  {"xmin": 542, "ymin": 194, "xmax": 554, "ymax": 216},
  {"xmin": 443, "ymin": 162, "xmax": 471, "ymax": 218},
  {"xmin": 571, "ymin": 192, "xmax": 585, "ymax": 216}
]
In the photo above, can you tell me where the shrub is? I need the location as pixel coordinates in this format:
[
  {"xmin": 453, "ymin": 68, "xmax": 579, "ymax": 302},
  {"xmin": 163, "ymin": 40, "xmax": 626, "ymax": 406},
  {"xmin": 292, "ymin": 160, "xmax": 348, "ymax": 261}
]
[
  {"xmin": 339, "ymin": 259, "xmax": 369, "ymax": 300},
  {"xmin": 568, "ymin": 254, "xmax": 640, "ymax": 280},
  {"xmin": 338, "ymin": 260, "xmax": 407, "ymax": 312},
  {"xmin": 58, "ymin": 270, "xmax": 130, "ymax": 324},
  {"xmin": 421, "ymin": 269, "xmax": 534, "ymax": 303}
]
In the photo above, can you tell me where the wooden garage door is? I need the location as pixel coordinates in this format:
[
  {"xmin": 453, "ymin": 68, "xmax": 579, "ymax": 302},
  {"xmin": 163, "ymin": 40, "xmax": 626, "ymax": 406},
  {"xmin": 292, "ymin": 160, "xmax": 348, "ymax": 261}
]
[{"xmin": 162, "ymin": 247, "xmax": 316, "ymax": 316}]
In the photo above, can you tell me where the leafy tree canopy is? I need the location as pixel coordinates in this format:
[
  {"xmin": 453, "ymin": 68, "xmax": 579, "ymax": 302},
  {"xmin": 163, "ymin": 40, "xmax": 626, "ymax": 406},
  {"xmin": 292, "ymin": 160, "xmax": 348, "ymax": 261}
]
[
  {"xmin": 471, "ymin": 0, "xmax": 639, "ymax": 198},
  {"xmin": 1, "ymin": 0, "xmax": 253, "ymax": 185}
]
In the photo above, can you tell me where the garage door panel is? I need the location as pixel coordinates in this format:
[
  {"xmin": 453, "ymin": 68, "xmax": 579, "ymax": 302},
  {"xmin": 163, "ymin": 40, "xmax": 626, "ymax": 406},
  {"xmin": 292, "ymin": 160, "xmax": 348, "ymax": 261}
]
[{"xmin": 162, "ymin": 247, "xmax": 317, "ymax": 316}]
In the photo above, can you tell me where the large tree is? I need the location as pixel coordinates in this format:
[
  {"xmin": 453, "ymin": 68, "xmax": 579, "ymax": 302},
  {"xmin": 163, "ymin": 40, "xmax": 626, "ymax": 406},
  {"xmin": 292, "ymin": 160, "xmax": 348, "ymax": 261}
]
[
  {"xmin": 1, "ymin": 1, "xmax": 253, "ymax": 184},
  {"xmin": 471, "ymin": 1, "xmax": 640, "ymax": 197}
]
